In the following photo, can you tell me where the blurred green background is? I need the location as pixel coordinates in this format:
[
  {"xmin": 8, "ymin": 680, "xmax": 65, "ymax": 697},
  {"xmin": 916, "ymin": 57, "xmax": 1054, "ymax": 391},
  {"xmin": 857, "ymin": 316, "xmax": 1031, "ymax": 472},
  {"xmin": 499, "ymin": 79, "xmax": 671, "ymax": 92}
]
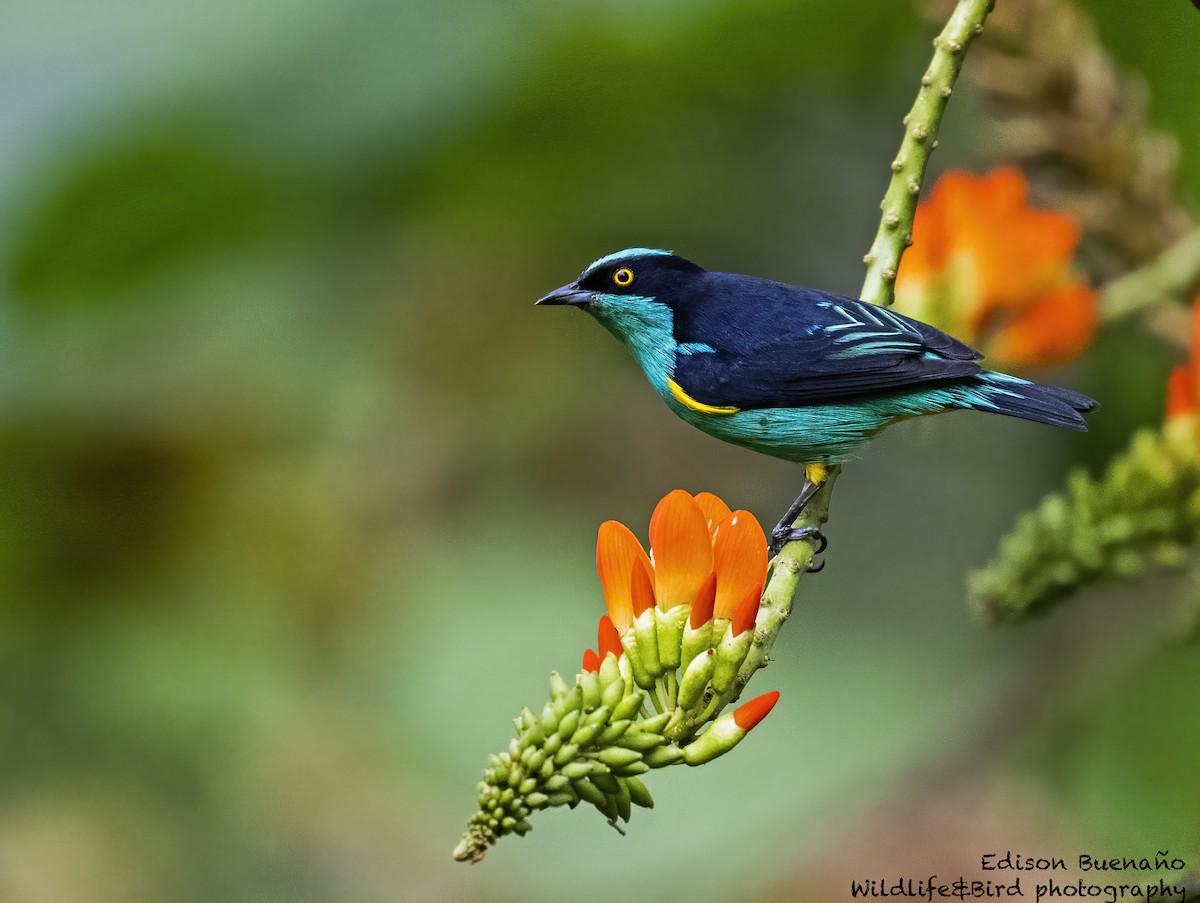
[{"xmin": 2, "ymin": 1, "xmax": 1198, "ymax": 901}]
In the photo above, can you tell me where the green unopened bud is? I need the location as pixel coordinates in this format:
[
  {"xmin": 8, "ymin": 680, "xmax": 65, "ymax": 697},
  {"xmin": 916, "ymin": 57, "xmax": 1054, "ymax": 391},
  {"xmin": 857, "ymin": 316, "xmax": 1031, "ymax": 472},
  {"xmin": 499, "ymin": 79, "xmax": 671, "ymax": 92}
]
[
  {"xmin": 620, "ymin": 628, "xmax": 656, "ymax": 690},
  {"xmin": 569, "ymin": 721, "xmax": 602, "ymax": 749},
  {"xmin": 572, "ymin": 777, "xmax": 607, "ymax": 810},
  {"xmin": 554, "ymin": 686, "xmax": 583, "ymax": 718},
  {"xmin": 553, "ymin": 742, "xmax": 579, "ymax": 766},
  {"xmin": 580, "ymin": 671, "xmax": 602, "ymax": 710},
  {"xmin": 642, "ymin": 745, "xmax": 685, "ymax": 768},
  {"xmin": 625, "ymin": 776, "xmax": 654, "ymax": 808},
  {"xmin": 589, "ymin": 770, "xmax": 620, "ymax": 795},
  {"xmin": 519, "ymin": 723, "xmax": 545, "ymax": 749},
  {"xmin": 598, "ymin": 652, "xmax": 621, "ymax": 689},
  {"xmin": 612, "ymin": 759, "xmax": 650, "ymax": 776},
  {"xmin": 542, "ymin": 733, "xmax": 561, "ymax": 757},
  {"xmin": 546, "ymin": 791, "xmax": 576, "ymax": 807},
  {"xmin": 595, "ymin": 719, "xmax": 631, "ymax": 745},
  {"xmin": 613, "ymin": 776, "xmax": 632, "ymax": 822},
  {"xmin": 677, "ymin": 648, "xmax": 715, "ymax": 710},
  {"xmin": 655, "ymin": 605, "xmax": 689, "ymax": 670},
  {"xmin": 632, "ymin": 609, "xmax": 663, "ymax": 680},
  {"xmin": 549, "ymin": 671, "xmax": 570, "ymax": 700},
  {"xmin": 681, "ymin": 620, "xmax": 713, "ymax": 672},
  {"xmin": 610, "ymin": 689, "xmax": 645, "ymax": 723},
  {"xmin": 561, "ymin": 760, "xmax": 595, "ymax": 780},
  {"xmin": 683, "ymin": 714, "xmax": 746, "ymax": 765},
  {"xmin": 618, "ymin": 731, "xmax": 665, "ymax": 751},
  {"xmin": 539, "ymin": 702, "xmax": 558, "ymax": 734},
  {"xmin": 525, "ymin": 791, "xmax": 549, "ymax": 809},
  {"xmin": 598, "ymin": 747, "xmax": 642, "ymax": 768},
  {"xmin": 557, "ymin": 709, "xmax": 581, "ymax": 741},
  {"xmin": 544, "ymin": 774, "xmax": 568, "ymax": 791},
  {"xmin": 518, "ymin": 777, "xmax": 537, "ymax": 795},
  {"xmin": 600, "ymin": 677, "xmax": 626, "ymax": 711},
  {"xmin": 711, "ymin": 623, "xmax": 754, "ymax": 693},
  {"xmin": 582, "ymin": 704, "xmax": 610, "ymax": 729},
  {"xmin": 630, "ymin": 711, "xmax": 670, "ymax": 734}
]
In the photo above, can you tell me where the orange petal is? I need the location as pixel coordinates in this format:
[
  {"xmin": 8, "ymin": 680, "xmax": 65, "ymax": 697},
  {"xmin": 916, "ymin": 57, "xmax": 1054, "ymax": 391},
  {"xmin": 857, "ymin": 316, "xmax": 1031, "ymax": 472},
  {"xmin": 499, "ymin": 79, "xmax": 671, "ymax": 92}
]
[
  {"xmin": 730, "ymin": 583, "xmax": 763, "ymax": 637},
  {"xmin": 649, "ymin": 490, "xmax": 713, "ymax": 610},
  {"xmin": 598, "ymin": 615, "xmax": 622, "ymax": 661},
  {"xmin": 733, "ymin": 690, "xmax": 780, "ymax": 732},
  {"xmin": 693, "ymin": 492, "xmax": 732, "ymax": 536},
  {"xmin": 987, "ymin": 283, "xmax": 1097, "ymax": 368},
  {"xmin": 582, "ymin": 649, "xmax": 600, "ymax": 673},
  {"xmin": 1167, "ymin": 364, "xmax": 1195, "ymax": 421},
  {"xmin": 596, "ymin": 520, "xmax": 652, "ymax": 633},
  {"xmin": 630, "ymin": 558, "xmax": 656, "ymax": 617},
  {"xmin": 690, "ymin": 572, "xmax": 717, "ymax": 629},
  {"xmin": 711, "ymin": 510, "xmax": 768, "ymax": 620}
]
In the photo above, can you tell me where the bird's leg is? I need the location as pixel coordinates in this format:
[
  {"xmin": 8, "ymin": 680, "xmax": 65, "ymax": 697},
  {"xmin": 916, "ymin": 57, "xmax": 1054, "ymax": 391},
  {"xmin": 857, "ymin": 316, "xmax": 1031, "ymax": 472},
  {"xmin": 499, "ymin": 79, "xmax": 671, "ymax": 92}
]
[{"xmin": 768, "ymin": 463, "xmax": 829, "ymax": 558}]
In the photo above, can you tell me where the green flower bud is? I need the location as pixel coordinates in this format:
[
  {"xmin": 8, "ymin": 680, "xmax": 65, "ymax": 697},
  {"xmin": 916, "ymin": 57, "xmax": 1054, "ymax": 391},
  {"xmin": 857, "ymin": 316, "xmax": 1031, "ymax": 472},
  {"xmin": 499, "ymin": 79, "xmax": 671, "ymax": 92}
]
[
  {"xmin": 610, "ymin": 689, "xmax": 646, "ymax": 723},
  {"xmin": 710, "ymin": 625, "xmax": 753, "ymax": 693},
  {"xmin": 580, "ymin": 671, "xmax": 602, "ymax": 710},
  {"xmin": 569, "ymin": 722, "xmax": 602, "ymax": 749},
  {"xmin": 677, "ymin": 648, "xmax": 715, "ymax": 710},
  {"xmin": 589, "ymin": 771, "xmax": 620, "ymax": 795},
  {"xmin": 598, "ymin": 747, "xmax": 643, "ymax": 769},
  {"xmin": 549, "ymin": 671, "xmax": 570, "ymax": 700},
  {"xmin": 655, "ymin": 605, "xmax": 689, "ymax": 670},
  {"xmin": 612, "ymin": 759, "xmax": 650, "ymax": 776},
  {"xmin": 620, "ymin": 629, "xmax": 656, "ymax": 690},
  {"xmin": 598, "ymin": 652, "xmax": 621, "ymax": 689},
  {"xmin": 632, "ymin": 609, "xmax": 663, "ymax": 679},
  {"xmin": 680, "ymin": 621, "xmax": 713, "ymax": 672},
  {"xmin": 613, "ymin": 777, "xmax": 632, "ymax": 822},
  {"xmin": 600, "ymin": 677, "xmax": 626, "ymax": 711},
  {"xmin": 571, "ymin": 777, "xmax": 607, "ymax": 811},
  {"xmin": 594, "ymin": 719, "xmax": 631, "ymax": 745},
  {"xmin": 525, "ymin": 792, "xmax": 549, "ymax": 809},
  {"xmin": 582, "ymin": 705, "xmax": 610, "ymax": 729},
  {"xmin": 629, "ymin": 711, "xmax": 670, "ymax": 734},
  {"xmin": 539, "ymin": 702, "xmax": 558, "ymax": 735},
  {"xmin": 553, "ymin": 742, "xmax": 579, "ymax": 766},
  {"xmin": 641, "ymin": 745, "xmax": 686, "ymax": 768},
  {"xmin": 625, "ymin": 776, "xmax": 654, "ymax": 809},
  {"xmin": 557, "ymin": 709, "xmax": 581, "ymax": 741},
  {"xmin": 617, "ymin": 731, "xmax": 664, "ymax": 751}
]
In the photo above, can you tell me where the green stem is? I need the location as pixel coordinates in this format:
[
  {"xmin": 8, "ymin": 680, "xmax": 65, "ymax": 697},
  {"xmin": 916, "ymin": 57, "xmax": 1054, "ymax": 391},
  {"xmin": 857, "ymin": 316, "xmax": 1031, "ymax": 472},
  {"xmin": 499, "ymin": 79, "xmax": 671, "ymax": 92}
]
[
  {"xmin": 1101, "ymin": 224, "xmax": 1200, "ymax": 330},
  {"xmin": 682, "ymin": 0, "xmax": 995, "ymax": 733},
  {"xmin": 861, "ymin": 0, "xmax": 995, "ymax": 309}
]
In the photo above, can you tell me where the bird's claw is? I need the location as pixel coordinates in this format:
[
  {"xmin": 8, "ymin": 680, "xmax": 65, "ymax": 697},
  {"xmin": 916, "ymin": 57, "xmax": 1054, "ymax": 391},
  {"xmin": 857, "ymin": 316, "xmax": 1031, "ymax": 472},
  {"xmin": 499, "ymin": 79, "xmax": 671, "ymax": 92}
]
[{"xmin": 769, "ymin": 525, "xmax": 827, "ymax": 558}]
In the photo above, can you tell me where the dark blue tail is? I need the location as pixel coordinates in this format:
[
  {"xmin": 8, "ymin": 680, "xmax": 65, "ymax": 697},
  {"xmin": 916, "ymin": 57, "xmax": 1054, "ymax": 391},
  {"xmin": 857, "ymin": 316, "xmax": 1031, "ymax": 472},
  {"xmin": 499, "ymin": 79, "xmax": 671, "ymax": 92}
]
[{"xmin": 969, "ymin": 371, "xmax": 1099, "ymax": 431}]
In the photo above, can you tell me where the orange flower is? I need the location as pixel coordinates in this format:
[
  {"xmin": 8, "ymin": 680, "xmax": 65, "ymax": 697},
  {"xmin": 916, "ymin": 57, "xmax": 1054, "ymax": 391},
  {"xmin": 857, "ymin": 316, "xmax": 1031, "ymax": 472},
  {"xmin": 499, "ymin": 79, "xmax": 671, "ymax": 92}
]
[
  {"xmin": 595, "ymin": 490, "xmax": 767, "ymax": 634},
  {"xmin": 1166, "ymin": 297, "xmax": 1200, "ymax": 421},
  {"xmin": 895, "ymin": 167, "xmax": 1097, "ymax": 369}
]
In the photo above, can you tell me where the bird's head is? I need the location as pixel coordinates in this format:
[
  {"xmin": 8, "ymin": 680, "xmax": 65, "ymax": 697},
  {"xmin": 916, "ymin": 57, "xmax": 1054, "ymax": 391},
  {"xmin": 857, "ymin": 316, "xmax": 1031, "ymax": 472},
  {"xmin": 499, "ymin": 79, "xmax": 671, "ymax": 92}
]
[{"xmin": 535, "ymin": 248, "xmax": 705, "ymax": 345}]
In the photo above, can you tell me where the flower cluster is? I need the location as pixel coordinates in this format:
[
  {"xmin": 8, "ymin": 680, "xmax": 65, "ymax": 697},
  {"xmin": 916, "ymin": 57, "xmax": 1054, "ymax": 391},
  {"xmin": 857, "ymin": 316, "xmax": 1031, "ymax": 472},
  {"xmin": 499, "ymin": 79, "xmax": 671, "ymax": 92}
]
[
  {"xmin": 894, "ymin": 167, "xmax": 1097, "ymax": 369},
  {"xmin": 969, "ymin": 300, "xmax": 1200, "ymax": 624},
  {"xmin": 454, "ymin": 491, "xmax": 780, "ymax": 863}
]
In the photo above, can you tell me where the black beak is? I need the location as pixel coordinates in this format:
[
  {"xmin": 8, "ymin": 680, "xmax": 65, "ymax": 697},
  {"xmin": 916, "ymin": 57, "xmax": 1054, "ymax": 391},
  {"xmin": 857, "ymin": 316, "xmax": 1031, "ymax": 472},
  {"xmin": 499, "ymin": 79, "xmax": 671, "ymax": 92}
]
[{"xmin": 535, "ymin": 283, "xmax": 594, "ymax": 306}]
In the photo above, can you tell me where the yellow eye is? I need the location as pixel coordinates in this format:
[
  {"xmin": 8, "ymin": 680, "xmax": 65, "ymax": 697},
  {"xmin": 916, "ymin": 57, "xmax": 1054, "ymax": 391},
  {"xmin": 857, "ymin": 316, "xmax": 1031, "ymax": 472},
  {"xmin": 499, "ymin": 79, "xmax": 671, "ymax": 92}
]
[{"xmin": 612, "ymin": 267, "xmax": 634, "ymax": 287}]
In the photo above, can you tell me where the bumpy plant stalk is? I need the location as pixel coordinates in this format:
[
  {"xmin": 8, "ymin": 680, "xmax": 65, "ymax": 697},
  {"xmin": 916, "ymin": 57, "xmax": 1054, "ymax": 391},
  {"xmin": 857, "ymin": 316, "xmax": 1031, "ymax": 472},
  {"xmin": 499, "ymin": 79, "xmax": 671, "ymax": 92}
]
[
  {"xmin": 861, "ymin": 0, "xmax": 996, "ymax": 309},
  {"xmin": 741, "ymin": 0, "xmax": 994, "ymax": 704}
]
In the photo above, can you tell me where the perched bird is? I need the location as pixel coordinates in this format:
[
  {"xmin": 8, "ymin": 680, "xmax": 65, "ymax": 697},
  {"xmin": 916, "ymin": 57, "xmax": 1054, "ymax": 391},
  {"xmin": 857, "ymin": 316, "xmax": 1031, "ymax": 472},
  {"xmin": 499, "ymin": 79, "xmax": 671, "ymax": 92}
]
[{"xmin": 537, "ymin": 248, "xmax": 1098, "ymax": 553}]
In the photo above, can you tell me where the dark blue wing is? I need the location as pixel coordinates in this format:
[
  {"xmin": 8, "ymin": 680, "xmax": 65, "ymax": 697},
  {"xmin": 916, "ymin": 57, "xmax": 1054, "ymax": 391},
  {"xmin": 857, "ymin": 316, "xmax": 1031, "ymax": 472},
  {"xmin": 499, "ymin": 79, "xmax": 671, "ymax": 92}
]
[{"xmin": 670, "ymin": 278, "xmax": 983, "ymax": 409}]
